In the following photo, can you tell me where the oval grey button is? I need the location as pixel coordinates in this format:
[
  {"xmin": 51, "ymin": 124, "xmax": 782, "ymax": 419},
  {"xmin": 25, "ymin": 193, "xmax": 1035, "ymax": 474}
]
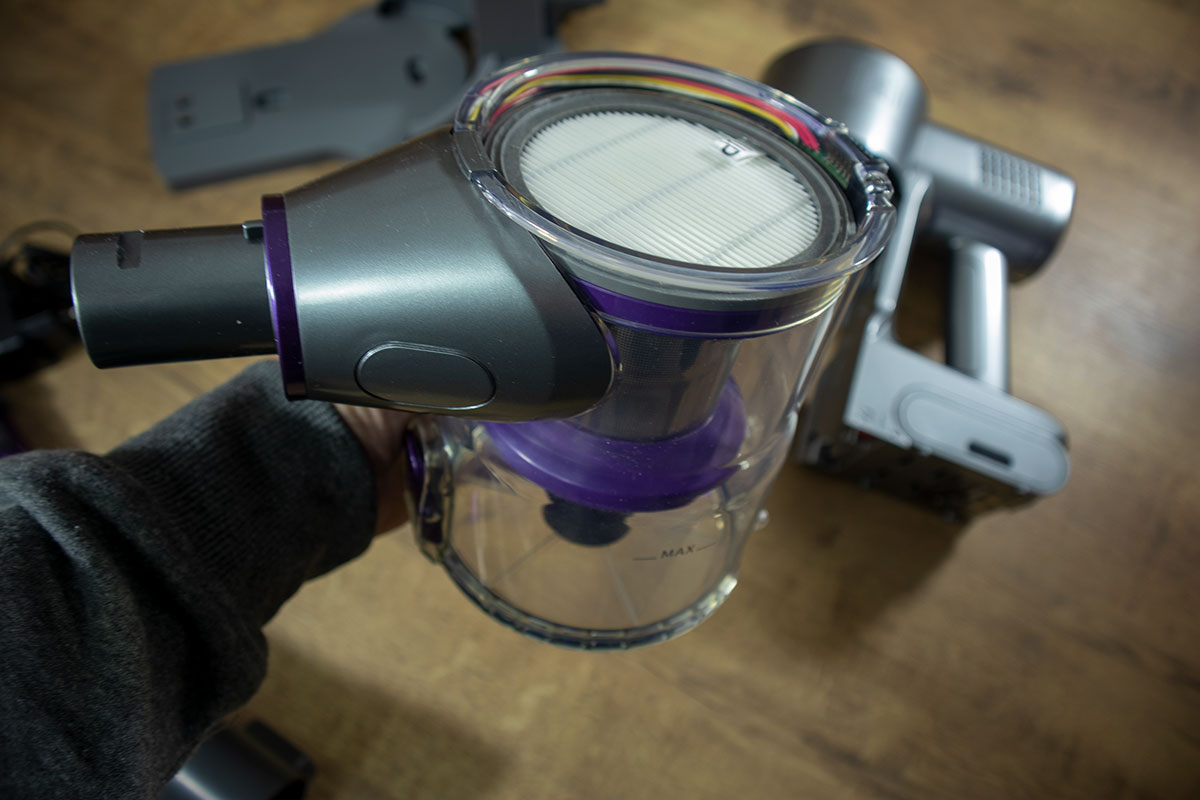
[{"xmin": 356, "ymin": 344, "xmax": 495, "ymax": 410}]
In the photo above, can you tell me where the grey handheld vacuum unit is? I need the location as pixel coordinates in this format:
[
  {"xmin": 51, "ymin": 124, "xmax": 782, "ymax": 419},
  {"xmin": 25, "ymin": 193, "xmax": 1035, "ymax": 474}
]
[{"xmin": 766, "ymin": 40, "xmax": 1074, "ymax": 518}]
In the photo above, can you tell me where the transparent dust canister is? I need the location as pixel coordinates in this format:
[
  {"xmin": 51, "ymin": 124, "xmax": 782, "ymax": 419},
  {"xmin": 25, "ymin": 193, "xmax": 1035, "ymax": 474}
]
[{"xmin": 404, "ymin": 52, "xmax": 894, "ymax": 648}]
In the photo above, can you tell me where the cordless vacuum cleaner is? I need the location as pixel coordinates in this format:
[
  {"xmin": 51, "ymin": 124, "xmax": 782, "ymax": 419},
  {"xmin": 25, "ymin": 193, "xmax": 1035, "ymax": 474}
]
[{"xmin": 71, "ymin": 52, "xmax": 895, "ymax": 648}]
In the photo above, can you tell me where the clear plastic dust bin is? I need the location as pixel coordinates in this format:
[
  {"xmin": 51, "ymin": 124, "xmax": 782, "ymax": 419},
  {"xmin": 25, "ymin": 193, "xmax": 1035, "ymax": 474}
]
[{"xmin": 403, "ymin": 52, "xmax": 895, "ymax": 649}]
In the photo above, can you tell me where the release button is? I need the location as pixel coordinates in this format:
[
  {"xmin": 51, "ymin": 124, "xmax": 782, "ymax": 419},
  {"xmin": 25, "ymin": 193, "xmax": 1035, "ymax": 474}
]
[{"xmin": 356, "ymin": 343, "xmax": 495, "ymax": 410}]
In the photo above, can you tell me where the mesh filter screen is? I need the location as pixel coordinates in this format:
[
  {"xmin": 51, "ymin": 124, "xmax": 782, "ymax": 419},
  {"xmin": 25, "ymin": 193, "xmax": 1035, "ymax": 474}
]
[{"xmin": 518, "ymin": 111, "xmax": 821, "ymax": 268}]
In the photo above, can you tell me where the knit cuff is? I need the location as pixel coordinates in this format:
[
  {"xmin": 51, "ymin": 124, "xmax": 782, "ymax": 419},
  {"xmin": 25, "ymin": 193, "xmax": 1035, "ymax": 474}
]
[{"xmin": 106, "ymin": 360, "xmax": 377, "ymax": 626}]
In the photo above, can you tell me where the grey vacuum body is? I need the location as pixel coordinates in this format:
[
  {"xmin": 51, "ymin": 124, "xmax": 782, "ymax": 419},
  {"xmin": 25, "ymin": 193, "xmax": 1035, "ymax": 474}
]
[{"xmin": 766, "ymin": 40, "xmax": 1074, "ymax": 518}]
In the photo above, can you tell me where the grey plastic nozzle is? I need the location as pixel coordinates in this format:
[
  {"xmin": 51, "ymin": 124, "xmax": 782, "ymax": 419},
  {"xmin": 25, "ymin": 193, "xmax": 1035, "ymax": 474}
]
[{"xmin": 70, "ymin": 225, "xmax": 276, "ymax": 367}]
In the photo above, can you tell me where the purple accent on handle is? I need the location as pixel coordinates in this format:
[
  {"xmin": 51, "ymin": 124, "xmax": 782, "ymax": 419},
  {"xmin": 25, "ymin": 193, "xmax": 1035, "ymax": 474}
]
[
  {"xmin": 572, "ymin": 278, "xmax": 812, "ymax": 337},
  {"xmin": 261, "ymin": 194, "xmax": 306, "ymax": 397},
  {"xmin": 404, "ymin": 429, "xmax": 426, "ymax": 502},
  {"xmin": 484, "ymin": 381, "xmax": 746, "ymax": 513}
]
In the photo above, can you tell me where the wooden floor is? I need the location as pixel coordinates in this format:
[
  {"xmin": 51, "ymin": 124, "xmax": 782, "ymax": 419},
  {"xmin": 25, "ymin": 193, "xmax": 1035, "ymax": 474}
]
[{"xmin": 2, "ymin": 1, "xmax": 1198, "ymax": 798}]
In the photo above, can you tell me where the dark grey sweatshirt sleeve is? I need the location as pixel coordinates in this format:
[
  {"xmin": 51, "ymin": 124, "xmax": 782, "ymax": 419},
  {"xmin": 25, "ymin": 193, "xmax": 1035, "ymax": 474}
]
[{"xmin": 0, "ymin": 361, "xmax": 378, "ymax": 799}]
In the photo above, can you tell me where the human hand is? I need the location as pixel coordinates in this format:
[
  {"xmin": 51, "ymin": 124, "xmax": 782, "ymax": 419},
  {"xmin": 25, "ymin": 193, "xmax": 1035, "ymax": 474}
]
[{"xmin": 333, "ymin": 404, "xmax": 415, "ymax": 535}]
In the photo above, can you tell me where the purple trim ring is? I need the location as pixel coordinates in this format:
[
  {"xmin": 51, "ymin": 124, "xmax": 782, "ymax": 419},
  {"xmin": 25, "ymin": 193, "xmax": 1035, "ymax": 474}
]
[
  {"xmin": 404, "ymin": 428, "xmax": 426, "ymax": 503},
  {"xmin": 261, "ymin": 194, "xmax": 306, "ymax": 397},
  {"xmin": 484, "ymin": 381, "xmax": 747, "ymax": 514},
  {"xmin": 572, "ymin": 278, "xmax": 822, "ymax": 337}
]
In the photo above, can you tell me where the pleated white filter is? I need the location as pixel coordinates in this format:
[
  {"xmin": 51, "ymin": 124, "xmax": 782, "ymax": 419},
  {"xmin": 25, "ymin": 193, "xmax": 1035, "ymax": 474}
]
[{"xmin": 518, "ymin": 111, "xmax": 821, "ymax": 269}]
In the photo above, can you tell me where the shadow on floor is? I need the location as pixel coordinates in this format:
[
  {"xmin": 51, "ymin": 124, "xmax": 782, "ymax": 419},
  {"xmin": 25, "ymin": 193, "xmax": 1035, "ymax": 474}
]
[
  {"xmin": 235, "ymin": 639, "xmax": 509, "ymax": 800},
  {"xmin": 1, "ymin": 342, "xmax": 85, "ymax": 451},
  {"xmin": 736, "ymin": 461, "xmax": 966, "ymax": 656}
]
